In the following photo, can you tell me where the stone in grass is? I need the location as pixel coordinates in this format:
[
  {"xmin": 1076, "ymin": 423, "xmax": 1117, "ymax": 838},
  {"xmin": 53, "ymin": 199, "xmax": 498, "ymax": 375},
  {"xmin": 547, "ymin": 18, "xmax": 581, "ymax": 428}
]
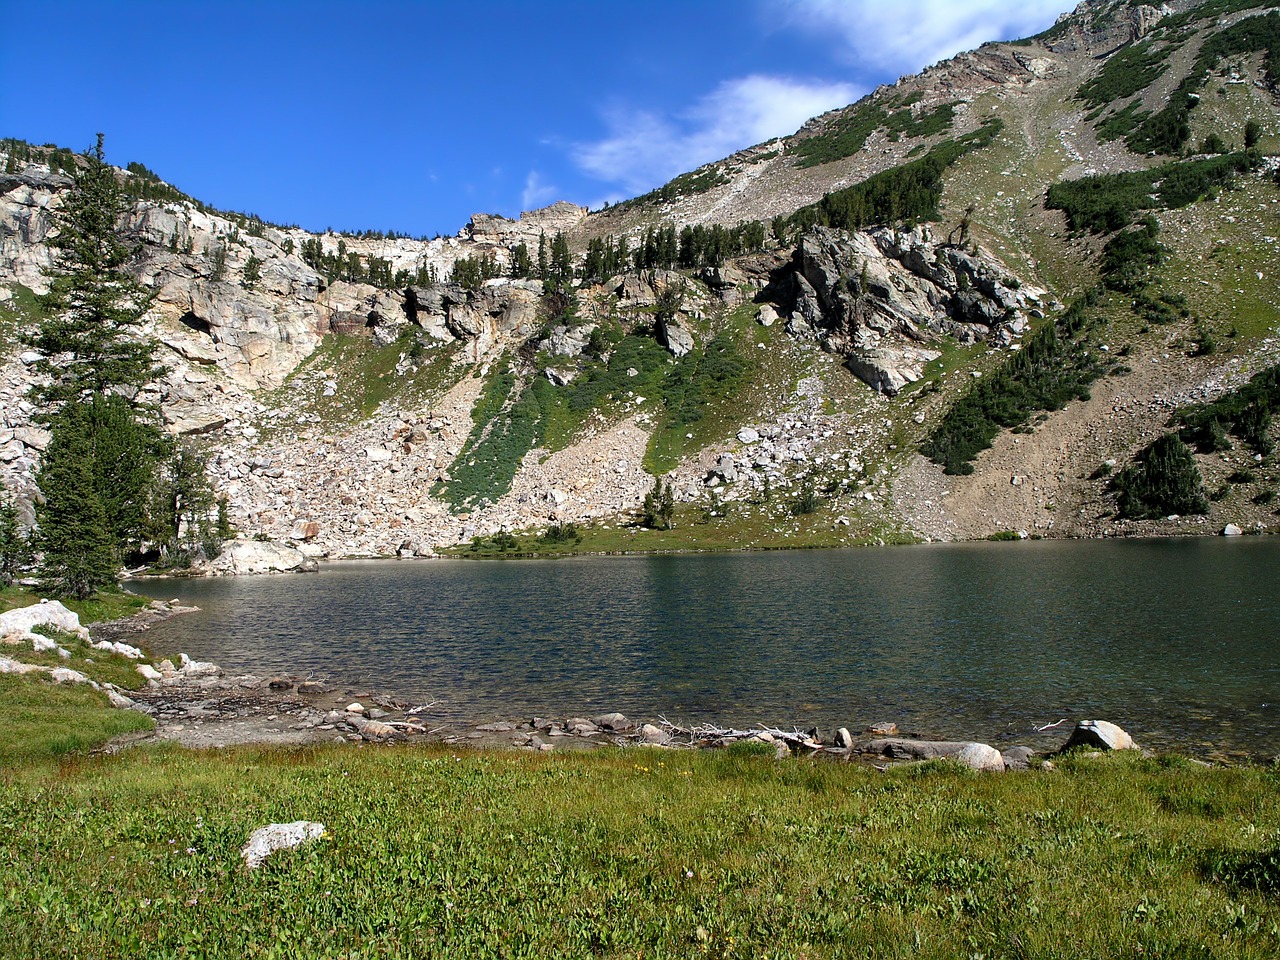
[
  {"xmin": 1001, "ymin": 746, "xmax": 1037, "ymax": 770},
  {"xmin": 241, "ymin": 821, "xmax": 326, "ymax": 869},
  {"xmin": 1063, "ymin": 719, "xmax": 1137, "ymax": 752},
  {"xmin": 954, "ymin": 742, "xmax": 1005, "ymax": 772}
]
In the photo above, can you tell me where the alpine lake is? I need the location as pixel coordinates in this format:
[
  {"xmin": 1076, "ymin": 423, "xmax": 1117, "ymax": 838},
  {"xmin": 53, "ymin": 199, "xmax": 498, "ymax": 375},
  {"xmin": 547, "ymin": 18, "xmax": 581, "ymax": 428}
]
[{"xmin": 131, "ymin": 537, "xmax": 1280, "ymax": 759}]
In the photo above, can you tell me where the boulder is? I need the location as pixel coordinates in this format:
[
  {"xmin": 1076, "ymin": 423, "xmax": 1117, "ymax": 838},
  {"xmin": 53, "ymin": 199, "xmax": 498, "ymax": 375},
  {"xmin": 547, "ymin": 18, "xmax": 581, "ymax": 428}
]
[
  {"xmin": 289, "ymin": 520, "xmax": 321, "ymax": 541},
  {"xmin": 865, "ymin": 721, "xmax": 899, "ymax": 736},
  {"xmin": 1222, "ymin": 524, "xmax": 1243, "ymax": 537},
  {"xmin": 136, "ymin": 663, "xmax": 164, "ymax": 682},
  {"xmin": 865, "ymin": 738, "xmax": 1005, "ymax": 771},
  {"xmin": 954, "ymin": 742, "xmax": 1006, "ymax": 772},
  {"xmin": 834, "ymin": 727, "xmax": 855, "ymax": 749},
  {"xmin": 207, "ymin": 540, "xmax": 319, "ymax": 576},
  {"xmin": 1062, "ymin": 720, "xmax": 1137, "ymax": 752},
  {"xmin": 656, "ymin": 315, "xmax": 695, "ymax": 357},
  {"xmin": 1000, "ymin": 746, "xmax": 1037, "ymax": 770},
  {"xmin": 179, "ymin": 653, "xmax": 221, "ymax": 677},
  {"xmin": 756, "ymin": 304, "xmax": 779, "ymax": 327},
  {"xmin": 592, "ymin": 712, "xmax": 635, "ymax": 732},
  {"xmin": 240, "ymin": 821, "xmax": 326, "ymax": 869},
  {"xmin": 638, "ymin": 723, "xmax": 669, "ymax": 744},
  {"xmin": 0, "ymin": 600, "xmax": 90, "ymax": 641}
]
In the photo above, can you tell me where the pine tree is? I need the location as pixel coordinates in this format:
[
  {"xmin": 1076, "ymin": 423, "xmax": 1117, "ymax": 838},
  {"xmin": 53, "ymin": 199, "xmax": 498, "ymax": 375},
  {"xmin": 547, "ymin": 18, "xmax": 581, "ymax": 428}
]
[
  {"xmin": 148, "ymin": 440, "xmax": 217, "ymax": 563},
  {"xmin": 35, "ymin": 419, "xmax": 118, "ymax": 598},
  {"xmin": 0, "ymin": 497, "xmax": 31, "ymax": 586},
  {"xmin": 24, "ymin": 134, "xmax": 163, "ymax": 409}
]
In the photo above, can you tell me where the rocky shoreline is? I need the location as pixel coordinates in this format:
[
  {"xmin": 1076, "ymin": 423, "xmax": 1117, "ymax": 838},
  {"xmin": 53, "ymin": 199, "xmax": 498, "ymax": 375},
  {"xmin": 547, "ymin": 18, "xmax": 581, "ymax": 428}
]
[{"xmin": 74, "ymin": 602, "xmax": 1163, "ymax": 771}]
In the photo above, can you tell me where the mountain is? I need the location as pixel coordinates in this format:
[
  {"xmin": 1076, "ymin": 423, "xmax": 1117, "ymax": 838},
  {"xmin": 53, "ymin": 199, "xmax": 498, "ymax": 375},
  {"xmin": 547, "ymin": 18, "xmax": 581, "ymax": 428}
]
[{"xmin": 2, "ymin": 0, "xmax": 1278, "ymax": 561}]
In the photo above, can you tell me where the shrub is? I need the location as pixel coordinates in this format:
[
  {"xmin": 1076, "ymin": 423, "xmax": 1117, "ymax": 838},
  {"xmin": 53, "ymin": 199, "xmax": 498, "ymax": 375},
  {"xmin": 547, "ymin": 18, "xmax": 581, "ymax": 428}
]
[{"xmin": 1111, "ymin": 433, "xmax": 1209, "ymax": 518}]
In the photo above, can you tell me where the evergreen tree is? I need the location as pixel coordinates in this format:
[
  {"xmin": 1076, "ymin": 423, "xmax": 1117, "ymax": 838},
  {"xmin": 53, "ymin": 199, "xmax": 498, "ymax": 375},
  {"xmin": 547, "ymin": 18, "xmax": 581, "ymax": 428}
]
[
  {"xmin": 509, "ymin": 242, "xmax": 532, "ymax": 279},
  {"xmin": 148, "ymin": 440, "xmax": 218, "ymax": 564},
  {"xmin": 0, "ymin": 497, "xmax": 31, "ymax": 586},
  {"xmin": 24, "ymin": 134, "xmax": 163, "ymax": 409},
  {"xmin": 34, "ymin": 419, "xmax": 118, "ymax": 598},
  {"xmin": 549, "ymin": 232, "xmax": 573, "ymax": 288}
]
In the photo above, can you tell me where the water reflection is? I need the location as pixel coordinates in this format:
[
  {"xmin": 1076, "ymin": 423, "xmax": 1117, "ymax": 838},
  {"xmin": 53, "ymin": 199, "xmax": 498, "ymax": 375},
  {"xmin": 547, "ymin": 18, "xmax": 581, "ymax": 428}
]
[{"xmin": 132, "ymin": 538, "xmax": 1280, "ymax": 755}]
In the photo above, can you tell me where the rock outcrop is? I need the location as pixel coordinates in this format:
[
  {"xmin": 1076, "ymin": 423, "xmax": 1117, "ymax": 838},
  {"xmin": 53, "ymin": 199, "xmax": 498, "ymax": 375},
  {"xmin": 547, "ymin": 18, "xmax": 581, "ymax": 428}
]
[
  {"xmin": 206, "ymin": 540, "xmax": 319, "ymax": 576},
  {"xmin": 767, "ymin": 226, "xmax": 1045, "ymax": 394}
]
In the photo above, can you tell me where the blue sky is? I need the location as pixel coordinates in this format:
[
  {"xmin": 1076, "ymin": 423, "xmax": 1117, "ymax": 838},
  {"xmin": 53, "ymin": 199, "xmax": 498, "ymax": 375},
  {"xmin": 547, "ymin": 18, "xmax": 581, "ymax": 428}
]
[{"xmin": 1, "ymin": 1, "xmax": 1067, "ymax": 237}]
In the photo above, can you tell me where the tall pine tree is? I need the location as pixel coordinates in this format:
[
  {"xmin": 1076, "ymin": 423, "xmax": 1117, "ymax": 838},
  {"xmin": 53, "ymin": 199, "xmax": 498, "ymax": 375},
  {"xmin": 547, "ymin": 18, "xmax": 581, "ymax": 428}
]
[
  {"xmin": 24, "ymin": 134, "xmax": 164, "ymax": 408},
  {"xmin": 23, "ymin": 135, "xmax": 211, "ymax": 591}
]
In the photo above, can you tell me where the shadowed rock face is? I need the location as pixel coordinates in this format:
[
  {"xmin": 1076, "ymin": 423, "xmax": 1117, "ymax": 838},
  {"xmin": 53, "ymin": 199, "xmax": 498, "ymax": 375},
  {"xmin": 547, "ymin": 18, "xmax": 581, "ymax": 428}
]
[{"xmin": 766, "ymin": 226, "xmax": 1046, "ymax": 394}]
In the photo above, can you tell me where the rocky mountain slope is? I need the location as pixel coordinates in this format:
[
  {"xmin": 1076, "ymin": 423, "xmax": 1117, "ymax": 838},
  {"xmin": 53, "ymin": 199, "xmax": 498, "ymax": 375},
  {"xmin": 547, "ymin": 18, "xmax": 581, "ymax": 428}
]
[{"xmin": 2, "ymin": 0, "xmax": 1278, "ymax": 562}]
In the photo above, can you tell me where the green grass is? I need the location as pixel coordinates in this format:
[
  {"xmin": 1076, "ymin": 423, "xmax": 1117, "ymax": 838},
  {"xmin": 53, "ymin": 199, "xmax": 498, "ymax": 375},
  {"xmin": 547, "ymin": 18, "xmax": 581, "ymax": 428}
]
[
  {"xmin": 0, "ymin": 282, "xmax": 41, "ymax": 353},
  {"xmin": 0, "ymin": 584, "xmax": 148, "ymax": 622},
  {"xmin": 262, "ymin": 333, "xmax": 464, "ymax": 434},
  {"xmin": 0, "ymin": 674, "xmax": 153, "ymax": 765},
  {"xmin": 2, "ymin": 745, "xmax": 1279, "ymax": 958}
]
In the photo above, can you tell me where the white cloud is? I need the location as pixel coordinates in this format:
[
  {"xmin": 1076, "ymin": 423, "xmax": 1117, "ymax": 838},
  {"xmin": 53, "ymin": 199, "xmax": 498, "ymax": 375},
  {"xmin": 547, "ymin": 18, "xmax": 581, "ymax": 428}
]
[
  {"xmin": 777, "ymin": 0, "xmax": 1067, "ymax": 75},
  {"xmin": 573, "ymin": 74, "xmax": 859, "ymax": 194},
  {"xmin": 520, "ymin": 170, "xmax": 558, "ymax": 212}
]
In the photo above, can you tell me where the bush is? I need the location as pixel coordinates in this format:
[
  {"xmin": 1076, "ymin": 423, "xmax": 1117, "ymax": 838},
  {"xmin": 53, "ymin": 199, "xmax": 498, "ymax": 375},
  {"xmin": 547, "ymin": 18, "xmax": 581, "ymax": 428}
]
[{"xmin": 1111, "ymin": 433, "xmax": 1209, "ymax": 519}]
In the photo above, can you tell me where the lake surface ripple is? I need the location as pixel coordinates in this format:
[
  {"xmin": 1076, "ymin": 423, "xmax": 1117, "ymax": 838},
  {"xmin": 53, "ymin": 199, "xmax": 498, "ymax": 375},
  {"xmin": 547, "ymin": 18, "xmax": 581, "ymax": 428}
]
[{"xmin": 132, "ymin": 538, "xmax": 1280, "ymax": 756}]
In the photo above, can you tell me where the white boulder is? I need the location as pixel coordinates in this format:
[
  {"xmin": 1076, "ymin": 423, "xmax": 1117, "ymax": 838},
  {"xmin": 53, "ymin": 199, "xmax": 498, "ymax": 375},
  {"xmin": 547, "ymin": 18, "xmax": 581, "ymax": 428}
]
[
  {"xmin": 240, "ymin": 821, "xmax": 327, "ymax": 869},
  {"xmin": 0, "ymin": 600, "xmax": 91, "ymax": 642}
]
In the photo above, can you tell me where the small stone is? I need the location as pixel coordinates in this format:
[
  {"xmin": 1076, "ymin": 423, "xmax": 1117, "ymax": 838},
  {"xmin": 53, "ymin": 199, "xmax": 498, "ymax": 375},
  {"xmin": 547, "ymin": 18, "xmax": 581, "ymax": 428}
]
[
  {"xmin": 345, "ymin": 702, "xmax": 365, "ymax": 714},
  {"xmin": 639, "ymin": 723, "xmax": 668, "ymax": 744},
  {"xmin": 267, "ymin": 677, "xmax": 293, "ymax": 691},
  {"xmin": 865, "ymin": 721, "xmax": 898, "ymax": 736},
  {"xmin": 592, "ymin": 712, "xmax": 634, "ymax": 732}
]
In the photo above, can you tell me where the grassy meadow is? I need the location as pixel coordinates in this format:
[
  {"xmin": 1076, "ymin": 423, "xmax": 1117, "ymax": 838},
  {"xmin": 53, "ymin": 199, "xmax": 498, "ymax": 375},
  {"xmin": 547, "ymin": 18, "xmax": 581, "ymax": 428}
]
[{"xmin": 2, "ymin": 734, "xmax": 1280, "ymax": 959}]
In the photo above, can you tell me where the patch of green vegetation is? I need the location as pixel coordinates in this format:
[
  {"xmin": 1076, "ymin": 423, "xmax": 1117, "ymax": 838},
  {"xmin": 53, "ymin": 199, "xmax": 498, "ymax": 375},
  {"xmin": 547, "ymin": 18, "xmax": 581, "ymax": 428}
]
[
  {"xmin": 645, "ymin": 329, "xmax": 753, "ymax": 474},
  {"xmin": 0, "ymin": 674, "xmax": 152, "ymax": 765},
  {"xmin": 921, "ymin": 292, "xmax": 1108, "ymax": 474},
  {"xmin": 433, "ymin": 368, "xmax": 545, "ymax": 511},
  {"xmin": 616, "ymin": 166, "xmax": 730, "ymax": 209},
  {"xmin": 8, "ymin": 624, "xmax": 150, "ymax": 692},
  {"xmin": 884, "ymin": 102, "xmax": 956, "ymax": 141},
  {"xmin": 437, "ymin": 312, "xmax": 757, "ymax": 510},
  {"xmin": 2, "ymin": 746, "xmax": 1280, "ymax": 957},
  {"xmin": 1178, "ymin": 363, "xmax": 1279, "ymax": 455},
  {"xmin": 1111, "ymin": 432, "xmax": 1211, "ymax": 518},
  {"xmin": 1102, "ymin": 217, "xmax": 1165, "ymax": 291},
  {"xmin": 785, "ymin": 121, "xmax": 1004, "ymax": 233},
  {"xmin": 265, "ymin": 333, "xmax": 463, "ymax": 434},
  {"xmin": 0, "ymin": 282, "xmax": 41, "ymax": 353},
  {"xmin": 1163, "ymin": 0, "xmax": 1280, "ymax": 32},
  {"xmin": 1046, "ymin": 152, "xmax": 1261, "ymax": 233},
  {"xmin": 1079, "ymin": 38, "xmax": 1177, "ymax": 108},
  {"xmin": 1128, "ymin": 12, "xmax": 1280, "ymax": 154},
  {"xmin": 986, "ymin": 530, "xmax": 1023, "ymax": 541},
  {"xmin": 791, "ymin": 101, "xmax": 887, "ymax": 168}
]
